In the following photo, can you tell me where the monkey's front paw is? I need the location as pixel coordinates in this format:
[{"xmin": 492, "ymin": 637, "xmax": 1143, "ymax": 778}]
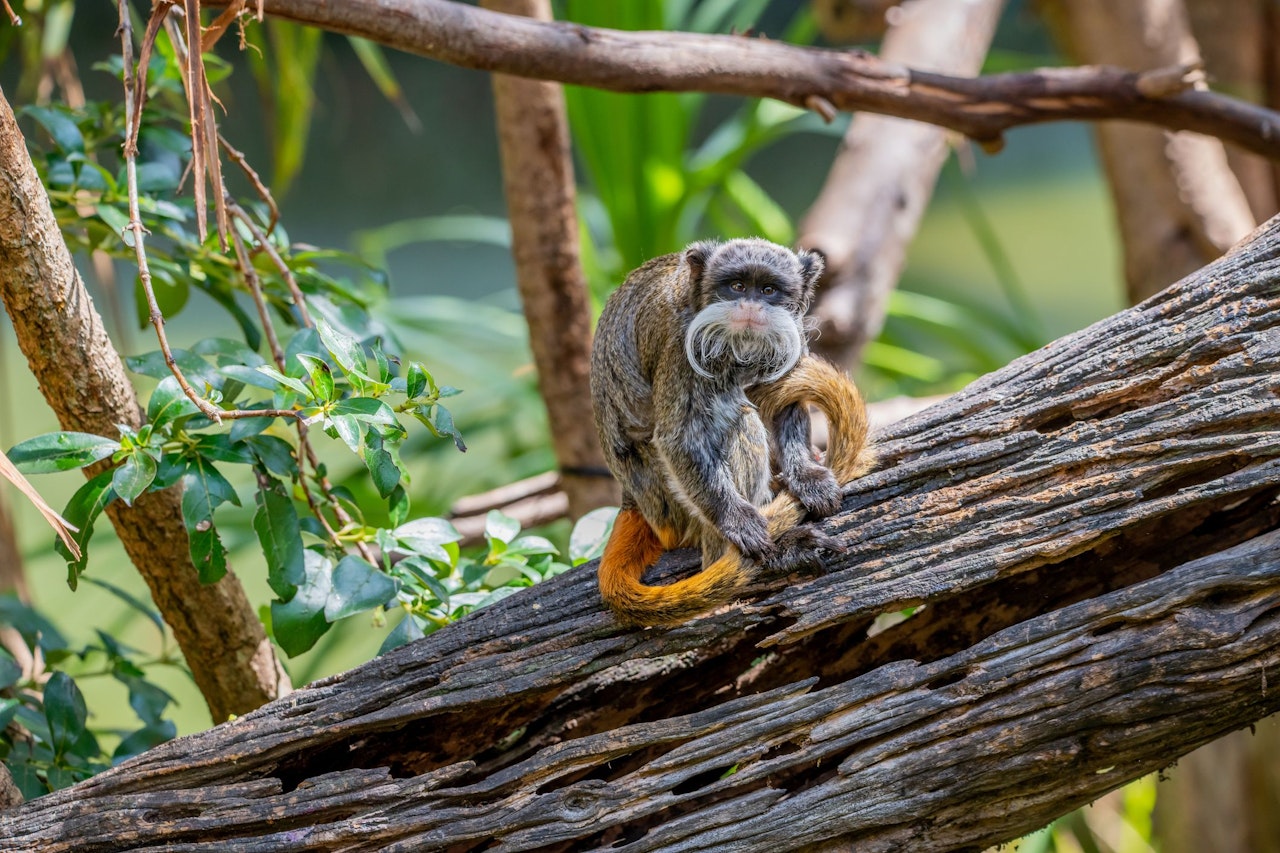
[
  {"xmin": 783, "ymin": 464, "xmax": 843, "ymax": 519},
  {"xmin": 762, "ymin": 522, "xmax": 845, "ymax": 573},
  {"xmin": 724, "ymin": 506, "xmax": 775, "ymax": 563}
]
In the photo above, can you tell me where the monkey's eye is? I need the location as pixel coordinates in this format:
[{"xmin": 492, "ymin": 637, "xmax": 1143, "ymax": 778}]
[
  {"xmin": 730, "ymin": 281, "xmax": 746, "ymax": 292},
  {"xmin": 761, "ymin": 284, "xmax": 776, "ymax": 296}
]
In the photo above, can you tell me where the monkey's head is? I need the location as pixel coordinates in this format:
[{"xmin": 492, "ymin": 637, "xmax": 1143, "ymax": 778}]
[{"xmin": 681, "ymin": 238, "xmax": 824, "ymax": 384}]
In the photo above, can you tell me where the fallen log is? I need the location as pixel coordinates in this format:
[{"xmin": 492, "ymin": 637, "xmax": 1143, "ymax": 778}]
[{"xmin": 4, "ymin": 217, "xmax": 1280, "ymax": 850}]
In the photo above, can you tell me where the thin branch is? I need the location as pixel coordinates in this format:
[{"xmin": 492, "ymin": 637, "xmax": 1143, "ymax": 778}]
[
  {"xmin": 206, "ymin": 0, "xmax": 1280, "ymax": 160},
  {"xmin": 219, "ymin": 133, "xmax": 280, "ymax": 234},
  {"xmin": 227, "ymin": 201, "xmax": 313, "ymax": 327}
]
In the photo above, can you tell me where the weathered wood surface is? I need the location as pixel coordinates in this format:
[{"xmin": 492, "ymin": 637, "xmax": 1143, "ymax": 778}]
[{"xmin": 4, "ymin": 219, "xmax": 1280, "ymax": 848}]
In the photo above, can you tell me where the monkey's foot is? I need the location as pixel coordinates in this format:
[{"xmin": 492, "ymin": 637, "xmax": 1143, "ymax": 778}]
[
  {"xmin": 761, "ymin": 522, "xmax": 844, "ymax": 574},
  {"xmin": 781, "ymin": 464, "xmax": 843, "ymax": 519}
]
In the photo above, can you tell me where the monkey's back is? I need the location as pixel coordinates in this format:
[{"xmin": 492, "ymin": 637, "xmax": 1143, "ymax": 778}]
[{"xmin": 590, "ymin": 252, "xmax": 698, "ymax": 535}]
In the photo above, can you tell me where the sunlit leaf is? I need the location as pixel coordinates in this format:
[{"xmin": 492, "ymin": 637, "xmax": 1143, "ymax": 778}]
[
  {"xmin": 325, "ymin": 556, "xmax": 398, "ymax": 622},
  {"xmin": 7, "ymin": 432, "xmax": 120, "ymax": 474}
]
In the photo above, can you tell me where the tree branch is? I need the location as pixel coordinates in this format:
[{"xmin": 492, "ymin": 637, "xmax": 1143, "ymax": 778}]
[
  {"xmin": 483, "ymin": 0, "xmax": 619, "ymax": 520},
  {"xmin": 205, "ymin": 0, "xmax": 1280, "ymax": 160},
  {"xmin": 5, "ymin": 208, "xmax": 1280, "ymax": 848}
]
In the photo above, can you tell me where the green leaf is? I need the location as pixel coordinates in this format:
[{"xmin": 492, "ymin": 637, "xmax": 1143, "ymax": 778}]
[
  {"xmin": 7, "ymin": 432, "xmax": 120, "ymax": 474},
  {"xmin": 378, "ymin": 612, "xmax": 426, "ymax": 655},
  {"xmin": 24, "ymin": 105, "xmax": 84, "ymax": 152},
  {"xmin": 246, "ymin": 435, "xmax": 298, "ymax": 478},
  {"xmin": 414, "ymin": 403, "xmax": 466, "ymax": 452},
  {"xmin": 325, "ymin": 556, "xmax": 398, "ymax": 621},
  {"xmin": 0, "ymin": 649, "xmax": 21, "ymax": 690},
  {"xmin": 405, "ymin": 362, "xmax": 428, "ymax": 400},
  {"xmin": 127, "ymin": 349, "xmax": 222, "ymax": 390},
  {"xmin": 393, "ymin": 517, "xmax": 461, "ymax": 564},
  {"xmin": 113, "ymin": 720, "xmax": 176, "ymax": 762},
  {"xmin": 569, "ymin": 506, "xmax": 618, "ymax": 565},
  {"xmin": 256, "ymin": 365, "xmax": 314, "ymax": 398},
  {"xmin": 190, "ymin": 434, "xmax": 257, "ymax": 466},
  {"xmin": 316, "ymin": 317, "xmax": 366, "ymax": 377},
  {"xmin": 485, "ymin": 510, "xmax": 521, "ymax": 546},
  {"xmin": 254, "ymin": 477, "xmax": 306, "ymax": 599},
  {"xmin": 134, "ymin": 268, "xmax": 191, "ymax": 329},
  {"xmin": 95, "ymin": 203, "xmax": 130, "ymax": 238},
  {"xmin": 395, "ymin": 557, "xmax": 449, "ymax": 603},
  {"xmin": 297, "ymin": 353, "xmax": 336, "ymax": 402},
  {"xmin": 146, "ymin": 376, "xmax": 202, "ymax": 429},
  {"xmin": 388, "ymin": 484, "xmax": 410, "ymax": 527},
  {"xmin": 331, "ymin": 396, "xmax": 396, "ymax": 426},
  {"xmin": 363, "ymin": 429, "xmax": 401, "ymax": 499},
  {"xmin": 43, "ymin": 672, "xmax": 88, "ymax": 757},
  {"xmin": 181, "ymin": 459, "xmax": 238, "ymax": 584},
  {"xmin": 270, "ymin": 551, "xmax": 333, "ymax": 657},
  {"xmin": 327, "ymin": 413, "xmax": 363, "ymax": 453},
  {"xmin": 111, "ymin": 451, "xmax": 158, "ymax": 507},
  {"xmin": 0, "ymin": 697, "xmax": 20, "ymax": 732},
  {"xmin": 57, "ymin": 469, "xmax": 117, "ymax": 589},
  {"xmin": 505, "ymin": 535, "xmax": 558, "ymax": 558}
]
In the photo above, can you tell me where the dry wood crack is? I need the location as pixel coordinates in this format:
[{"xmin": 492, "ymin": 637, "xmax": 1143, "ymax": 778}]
[{"xmin": 5, "ymin": 221, "xmax": 1280, "ymax": 850}]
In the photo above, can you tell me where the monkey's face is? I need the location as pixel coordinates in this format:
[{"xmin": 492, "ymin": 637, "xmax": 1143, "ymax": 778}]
[{"xmin": 684, "ymin": 251, "xmax": 810, "ymax": 385}]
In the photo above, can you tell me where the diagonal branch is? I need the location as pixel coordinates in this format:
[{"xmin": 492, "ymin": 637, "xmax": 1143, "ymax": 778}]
[
  {"xmin": 205, "ymin": 0, "xmax": 1280, "ymax": 160},
  {"xmin": 4, "ymin": 209, "xmax": 1280, "ymax": 849}
]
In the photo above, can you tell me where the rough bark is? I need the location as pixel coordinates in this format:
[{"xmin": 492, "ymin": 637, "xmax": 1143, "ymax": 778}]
[
  {"xmin": 203, "ymin": 0, "xmax": 1280, "ymax": 161},
  {"xmin": 482, "ymin": 0, "xmax": 619, "ymax": 520},
  {"xmin": 800, "ymin": 0, "xmax": 1004, "ymax": 369},
  {"xmin": 0, "ymin": 85, "xmax": 289, "ymax": 723},
  {"xmin": 1044, "ymin": 0, "xmax": 1257, "ymax": 304},
  {"xmin": 4, "ymin": 209, "xmax": 1280, "ymax": 849}
]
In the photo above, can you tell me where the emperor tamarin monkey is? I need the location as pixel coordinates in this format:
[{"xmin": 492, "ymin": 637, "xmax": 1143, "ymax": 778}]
[{"xmin": 590, "ymin": 238, "xmax": 872, "ymax": 625}]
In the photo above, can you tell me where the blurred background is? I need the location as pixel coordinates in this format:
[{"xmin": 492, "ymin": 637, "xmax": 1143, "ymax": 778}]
[{"xmin": 2, "ymin": 0, "xmax": 1277, "ymax": 848}]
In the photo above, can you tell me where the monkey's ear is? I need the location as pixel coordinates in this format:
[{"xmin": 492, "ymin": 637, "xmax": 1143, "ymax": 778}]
[
  {"xmin": 798, "ymin": 248, "xmax": 825, "ymax": 290},
  {"xmin": 683, "ymin": 241, "xmax": 717, "ymax": 283}
]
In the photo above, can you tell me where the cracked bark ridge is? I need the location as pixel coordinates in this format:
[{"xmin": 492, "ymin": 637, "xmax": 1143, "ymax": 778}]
[
  {"xmin": 4, "ymin": 210, "xmax": 1280, "ymax": 848},
  {"xmin": 204, "ymin": 0, "xmax": 1280, "ymax": 161},
  {"xmin": 0, "ymin": 85, "xmax": 289, "ymax": 723},
  {"xmin": 482, "ymin": 0, "xmax": 619, "ymax": 519}
]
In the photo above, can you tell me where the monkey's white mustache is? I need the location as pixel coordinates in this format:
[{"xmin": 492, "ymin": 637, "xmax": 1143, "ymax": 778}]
[{"xmin": 684, "ymin": 302, "xmax": 803, "ymax": 383}]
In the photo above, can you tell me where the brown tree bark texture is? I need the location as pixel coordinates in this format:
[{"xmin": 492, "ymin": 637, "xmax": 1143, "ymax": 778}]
[
  {"xmin": 801, "ymin": 0, "xmax": 1004, "ymax": 369},
  {"xmin": 1045, "ymin": 0, "xmax": 1256, "ymax": 304},
  {"xmin": 482, "ymin": 0, "xmax": 620, "ymax": 520},
  {"xmin": 4, "ymin": 210, "xmax": 1280, "ymax": 849},
  {"xmin": 204, "ymin": 0, "xmax": 1280, "ymax": 161},
  {"xmin": 0, "ymin": 86, "xmax": 289, "ymax": 723}
]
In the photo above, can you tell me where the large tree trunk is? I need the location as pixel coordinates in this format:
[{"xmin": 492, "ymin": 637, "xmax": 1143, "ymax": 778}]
[
  {"xmin": 0, "ymin": 85, "xmax": 289, "ymax": 723},
  {"xmin": 482, "ymin": 0, "xmax": 619, "ymax": 519},
  {"xmin": 4, "ymin": 207, "xmax": 1280, "ymax": 849},
  {"xmin": 1044, "ymin": 0, "xmax": 1256, "ymax": 303},
  {"xmin": 801, "ymin": 0, "xmax": 1005, "ymax": 369}
]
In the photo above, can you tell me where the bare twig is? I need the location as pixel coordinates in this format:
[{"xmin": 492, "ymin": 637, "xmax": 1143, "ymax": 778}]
[
  {"xmin": 219, "ymin": 134, "xmax": 280, "ymax": 234},
  {"xmin": 227, "ymin": 200, "xmax": 313, "ymax": 327},
  {"xmin": 204, "ymin": 0, "xmax": 1280, "ymax": 160}
]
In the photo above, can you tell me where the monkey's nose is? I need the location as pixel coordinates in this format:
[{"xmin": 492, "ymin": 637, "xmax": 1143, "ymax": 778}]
[{"xmin": 728, "ymin": 303, "xmax": 768, "ymax": 331}]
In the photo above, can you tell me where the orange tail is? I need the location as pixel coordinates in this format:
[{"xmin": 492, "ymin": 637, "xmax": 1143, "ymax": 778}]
[{"xmin": 599, "ymin": 356, "xmax": 871, "ymax": 626}]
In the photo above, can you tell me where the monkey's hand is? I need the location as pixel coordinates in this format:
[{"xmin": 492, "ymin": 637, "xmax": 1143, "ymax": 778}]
[
  {"xmin": 722, "ymin": 502, "xmax": 776, "ymax": 563},
  {"xmin": 781, "ymin": 463, "xmax": 843, "ymax": 519},
  {"xmin": 761, "ymin": 522, "xmax": 844, "ymax": 574}
]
